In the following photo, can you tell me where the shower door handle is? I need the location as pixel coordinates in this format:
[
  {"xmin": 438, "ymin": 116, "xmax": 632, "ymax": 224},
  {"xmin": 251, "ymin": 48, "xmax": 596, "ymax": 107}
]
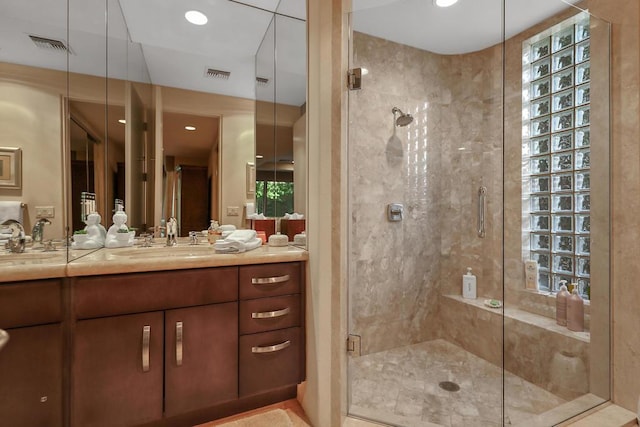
[{"xmin": 477, "ymin": 186, "xmax": 487, "ymax": 238}]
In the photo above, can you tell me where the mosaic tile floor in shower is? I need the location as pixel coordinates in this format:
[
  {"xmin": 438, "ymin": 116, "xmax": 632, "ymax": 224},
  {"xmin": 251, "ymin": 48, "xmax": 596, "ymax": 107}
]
[{"xmin": 348, "ymin": 339, "xmax": 566, "ymax": 427}]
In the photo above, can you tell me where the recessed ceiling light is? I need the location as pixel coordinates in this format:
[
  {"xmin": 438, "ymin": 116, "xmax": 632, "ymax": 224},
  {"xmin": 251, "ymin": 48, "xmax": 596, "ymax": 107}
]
[
  {"xmin": 185, "ymin": 125, "xmax": 196, "ymax": 131},
  {"xmin": 256, "ymin": 155, "xmax": 264, "ymax": 159},
  {"xmin": 458, "ymin": 147, "xmax": 466, "ymax": 151},
  {"xmin": 185, "ymin": 10, "xmax": 208, "ymax": 25},
  {"xmin": 434, "ymin": 0, "xmax": 459, "ymax": 7},
  {"xmin": 118, "ymin": 119, "xmax": 126, "ymax": 124}
]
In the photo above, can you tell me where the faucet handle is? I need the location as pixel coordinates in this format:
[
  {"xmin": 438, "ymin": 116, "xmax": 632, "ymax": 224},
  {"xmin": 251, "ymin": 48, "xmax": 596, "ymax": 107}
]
[
  {"xmin": 43, "ymin": 240, "xmax": 57, "ymax": 252},
  {"xmin": 188, "ymin": 231, "xmax": 198, "ymax": 245}
]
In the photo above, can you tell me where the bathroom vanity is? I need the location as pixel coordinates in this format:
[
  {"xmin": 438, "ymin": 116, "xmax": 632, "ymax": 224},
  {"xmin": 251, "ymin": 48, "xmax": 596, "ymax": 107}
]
[{"xmin": 0, "ymin": 246, "xmax": 307, "ymax": 427}]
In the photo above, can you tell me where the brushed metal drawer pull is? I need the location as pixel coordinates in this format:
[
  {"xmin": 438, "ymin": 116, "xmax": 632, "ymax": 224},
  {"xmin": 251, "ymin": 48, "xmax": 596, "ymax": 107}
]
[
  {"xmin": 251, "ymin": 274, "xmax": 290, "ymax": 285},
  {"xmin": 176, "ymin": 321, "xmax": 183, "ymax": 367},
  {"xmin": 142, "ymin": 325, "xmax": 151, "ymax": 372},
  {"xmin": 252, "ymin": 307, "xmax": 291, "ymax": 319},
  {"xmin": 251, "ymin": 340, "xmax": 291, "ymax": 354}
]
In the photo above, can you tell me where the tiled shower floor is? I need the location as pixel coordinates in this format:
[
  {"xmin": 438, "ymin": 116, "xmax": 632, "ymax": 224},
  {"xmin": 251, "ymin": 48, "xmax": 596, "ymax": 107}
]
[{"xmin": 348, "ymin": 339, "xmax": 565, "ymax": 427}]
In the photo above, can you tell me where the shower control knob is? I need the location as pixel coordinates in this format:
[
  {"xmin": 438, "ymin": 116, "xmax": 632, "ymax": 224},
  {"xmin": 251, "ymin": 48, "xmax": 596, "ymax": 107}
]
[{"xmin": 387, "ymin": 203, "xmax": 404, "ymax": 222}]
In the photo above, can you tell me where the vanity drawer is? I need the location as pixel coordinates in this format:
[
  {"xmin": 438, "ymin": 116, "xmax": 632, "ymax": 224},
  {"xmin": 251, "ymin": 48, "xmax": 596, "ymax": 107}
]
[
  {"xmin": 239, "ymin": 262, "xmax": 301, "ymax": 300},
  {"xmin": 239, "ymin": 327, "xmax": 301, "ymax": 397},
  {"xmin": 73, "ymin": 267, "xmax": 238, "ymax": 319},
  {"xmin": 0, "ymin": 279, "xmax": 62, "ymax": 328},
  {"xmin": 239, "ymin": 294, "xmax": 301, "ymax": 335}
]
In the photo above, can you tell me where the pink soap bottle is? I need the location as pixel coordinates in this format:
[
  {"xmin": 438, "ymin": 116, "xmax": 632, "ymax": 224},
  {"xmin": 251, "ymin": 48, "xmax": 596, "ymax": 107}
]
[
  {"xmin": 556, "ymin": 281, "xmax": 570, "ymax": 326},
  {"xmin": 567, "ymin": 287, "xmax": 584, "ymax": 332}
]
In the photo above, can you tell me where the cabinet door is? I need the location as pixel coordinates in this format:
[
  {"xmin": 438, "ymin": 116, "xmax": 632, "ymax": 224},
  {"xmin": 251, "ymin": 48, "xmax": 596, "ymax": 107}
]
[
  {"xmin": 72, "ymin": 312, "xmax": 164, "ymax": 427},
  {"xmin": 165, "ymin": 302, "xmax": 238, "ymax": 417},
  {"xmin": 0, "ymin": 324, "xmax": 62, "ymax": 427}
]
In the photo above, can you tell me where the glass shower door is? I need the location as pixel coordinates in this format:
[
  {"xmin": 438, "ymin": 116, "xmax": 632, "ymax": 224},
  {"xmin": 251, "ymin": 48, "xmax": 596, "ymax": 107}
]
[
  {"xmin": 346, "ymin": 1, "xmax": 611, "ymax": 426},
  {"xmin": 346, "ymin": 1, "xmax": 505, "ymax": 425}
]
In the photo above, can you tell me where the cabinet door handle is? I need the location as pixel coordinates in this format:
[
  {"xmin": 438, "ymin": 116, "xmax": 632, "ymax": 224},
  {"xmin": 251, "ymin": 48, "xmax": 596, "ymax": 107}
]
[
  {"xmin": 251, "ymin": 274, "xmax": 290, "ymax": 285},
  {"xmin": 142, "ymin": 325, "xmax": 151, "ymax": 372},
  {"xmin": 252, "ymin": 340, "xmax": 291, "ymax": 354},
  {"xmin": 252, "ymin": 307, "xmax": 291, "ymax": 319},
  {"xmin": 176, "ymin": 321, "xmax": 183, "ymax": 367}
]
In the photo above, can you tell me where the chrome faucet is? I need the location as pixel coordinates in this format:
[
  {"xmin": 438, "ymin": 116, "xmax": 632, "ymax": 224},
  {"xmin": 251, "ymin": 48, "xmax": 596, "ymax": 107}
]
[
  {"xmin": 32, "ymin": 218, "xmax": 51, "ymax": 246},
  {"xmin": 166, "ymin": 217, "xmax": 177, "ymax": 246},
  {"xmin": 2, "ymin": 219, "xmax": 26, "ymax": 253}
]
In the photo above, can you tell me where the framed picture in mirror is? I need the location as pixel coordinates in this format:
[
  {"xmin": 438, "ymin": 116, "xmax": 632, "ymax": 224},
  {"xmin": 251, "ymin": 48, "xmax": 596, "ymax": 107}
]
[
  {"xmin": 246, "ymin": 162, "xmax": 256, "ymax": 195},
  {"xmin": 0, "ymin": 147, "xmax": 22, "ymax": 189}
]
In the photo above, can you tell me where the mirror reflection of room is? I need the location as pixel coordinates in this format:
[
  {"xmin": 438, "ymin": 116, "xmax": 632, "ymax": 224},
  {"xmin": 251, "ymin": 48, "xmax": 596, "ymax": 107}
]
[{"xmin": 0, "ymin": 0, "xmax": 308, "ymax": 254}]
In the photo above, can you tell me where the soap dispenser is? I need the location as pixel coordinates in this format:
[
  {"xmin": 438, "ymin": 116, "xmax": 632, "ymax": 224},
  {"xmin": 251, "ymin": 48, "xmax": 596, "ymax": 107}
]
[
  {"xmin": 567, "ymin": 287, "xmax": 584, "ymax": 332},
  {"xmin": 462, "ymin": 268, "xmax": 477, "ymax": 299},
  {"xmin": 556, "ymin": 281, "xmax": 570, "ymax": 326}
]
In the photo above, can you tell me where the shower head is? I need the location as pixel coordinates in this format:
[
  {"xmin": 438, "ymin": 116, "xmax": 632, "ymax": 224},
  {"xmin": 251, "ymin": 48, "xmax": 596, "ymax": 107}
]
[{"xmin": 392, "ymin": 107, "xmax": 414, "ymax": 127}]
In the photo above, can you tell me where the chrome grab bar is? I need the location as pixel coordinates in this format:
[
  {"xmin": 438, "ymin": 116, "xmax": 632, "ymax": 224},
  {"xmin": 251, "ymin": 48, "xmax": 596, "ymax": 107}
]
[
  {"xmin": 477, "ymin": 186, "xmax": 487, "ymax": 238},
  {"xmin": 251, "ymin": 340, "xmax": 291, "ymax": 354},
  {"xmin": 251, "ymin": 274, "xmax": 290, "ymax": 285},
  {"xmin": 251, "ymin": 307, "xmax": 291, "ymax": 319},
  {"xmin": 142, "ymin": 325, "xmax": 150, "ymax": 372}
]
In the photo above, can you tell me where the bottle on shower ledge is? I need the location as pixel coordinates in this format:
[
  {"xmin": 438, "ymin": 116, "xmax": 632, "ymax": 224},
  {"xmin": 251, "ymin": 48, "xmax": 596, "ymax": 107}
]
[
  {"xmin": 556, "ymin": 281, "xmax": 570, "ymax": 326},
  {"xmin": 567, "ymin": 287, "xmax": 584, "ymax": 332},
  {"xmin": 462, "ymin": 267, "xmax": 477, "ymax": 299}
]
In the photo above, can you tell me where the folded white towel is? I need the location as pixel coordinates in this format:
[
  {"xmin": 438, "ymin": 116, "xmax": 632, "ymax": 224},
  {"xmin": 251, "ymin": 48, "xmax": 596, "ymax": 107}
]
[
  {"xmin": 225, "ymin": 229, "xmax": 257, "ymax": 243},
  {"xmin": 247, "ymin": 213, "xmax": 267, "ymax": 220},
  {"xmin": 0, "ymin": 201, "xmax": 23, "ymax": 225},
  {"xmin": 214, "ymin": 237, "xmax": 262, "ymax": 253},
  {"xmin": 219, "ymin": 224, "xmax": 237, "ymax": 232}
]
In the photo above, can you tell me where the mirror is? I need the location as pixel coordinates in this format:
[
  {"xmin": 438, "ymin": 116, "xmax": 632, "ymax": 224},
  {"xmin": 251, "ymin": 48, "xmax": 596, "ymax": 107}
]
[{"xmin": 0, "ymin": 0, "xmax": 307, "ymax": 253}]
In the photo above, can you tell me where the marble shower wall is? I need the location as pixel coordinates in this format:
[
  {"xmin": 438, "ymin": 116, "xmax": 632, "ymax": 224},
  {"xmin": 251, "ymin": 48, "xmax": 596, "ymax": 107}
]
[{"xmin": 349, "ymin": 32, "xmax": 503, "ymax": 355}]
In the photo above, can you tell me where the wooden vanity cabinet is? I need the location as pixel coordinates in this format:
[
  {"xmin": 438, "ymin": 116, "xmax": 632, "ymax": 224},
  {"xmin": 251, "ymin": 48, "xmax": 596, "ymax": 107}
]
[
  {"xmin": 0, "ymin": 279, "xmax": 63, "ymax": 427},
  {"xmin": 71, "ymin": 267, "xmax": 239, "ymax": 427},
  {"xmin": 70, "ymin": 262, "xmax": 305, "ymax": 426},
  {"xmin": 238, "ymin": 262, "xmax": 305, "ymax": 398}
]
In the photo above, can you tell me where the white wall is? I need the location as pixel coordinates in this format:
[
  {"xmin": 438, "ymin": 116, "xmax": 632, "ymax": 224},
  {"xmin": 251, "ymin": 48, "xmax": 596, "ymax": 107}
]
[
  {"xmin": 0, "ymin": 81, "xmax": 65, "ymax": 238},
  {"xmin": 219, "ymin": 113, "xmax": 255, "ymax": 228}
]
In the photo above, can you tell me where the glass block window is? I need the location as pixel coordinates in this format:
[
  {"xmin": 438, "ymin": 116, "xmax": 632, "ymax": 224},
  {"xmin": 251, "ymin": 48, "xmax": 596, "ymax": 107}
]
[{"xmin": 522, "ymin": 13, "xmax": 590, "ymax": 299}]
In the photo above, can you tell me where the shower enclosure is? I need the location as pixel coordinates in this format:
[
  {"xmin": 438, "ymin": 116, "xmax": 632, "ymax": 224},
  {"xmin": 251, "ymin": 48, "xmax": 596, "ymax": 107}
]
[{"xmin": 346, "ymin": 1, "xmax": 610, "ymax": 426}]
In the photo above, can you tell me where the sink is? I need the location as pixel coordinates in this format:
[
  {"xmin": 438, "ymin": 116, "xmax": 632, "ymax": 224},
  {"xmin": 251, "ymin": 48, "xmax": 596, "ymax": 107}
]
[{"xmin": 107, "ymin": 244, "xmax": 216, "ymax": 259}]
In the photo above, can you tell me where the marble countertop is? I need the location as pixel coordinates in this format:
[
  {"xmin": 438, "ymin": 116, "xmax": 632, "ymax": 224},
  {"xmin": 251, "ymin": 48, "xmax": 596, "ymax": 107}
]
[{"xmin": 0, "ymin": 244, "xmax": 308, "ymax": 283}]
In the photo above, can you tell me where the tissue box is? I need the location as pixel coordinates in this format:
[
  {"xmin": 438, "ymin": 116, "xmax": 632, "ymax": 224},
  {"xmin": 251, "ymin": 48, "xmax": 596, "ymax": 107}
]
[
  {"xmin": 280, "ymin": 219, "xmax": 305, "ymax": 242},
  {"xmin": 250, "ymin": 219, "xmax": 276, "ymax": 239}
]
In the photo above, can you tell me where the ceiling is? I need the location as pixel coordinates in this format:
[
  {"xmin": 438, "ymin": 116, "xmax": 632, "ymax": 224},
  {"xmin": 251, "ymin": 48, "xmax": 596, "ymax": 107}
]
[
  {"xmin": 352, "ymin": 0, "xmax": 582, "ymax": 54},
  {"xmin": 0, "ymin": 0, "xmax": 583, "ymax": 103}
]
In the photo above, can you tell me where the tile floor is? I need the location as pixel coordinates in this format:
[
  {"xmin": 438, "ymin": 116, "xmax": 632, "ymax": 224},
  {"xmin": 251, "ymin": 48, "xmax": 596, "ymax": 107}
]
[{"xmin": 348, "ymin": 339, "xmax": 566, "ymax": 427}]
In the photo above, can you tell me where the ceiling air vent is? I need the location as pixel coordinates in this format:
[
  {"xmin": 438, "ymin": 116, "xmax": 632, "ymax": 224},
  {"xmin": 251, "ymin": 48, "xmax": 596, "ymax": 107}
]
[
  {"xmin": 256, "ymin": 77, "xmax": 269, "ymax": 86},
  {"xmin": 29, "ymin": 35, "xmax": 71, "ymax": 53},
  {"xmin": 205, "ymin": 68, "xmax": 231, "ymax": 80}
]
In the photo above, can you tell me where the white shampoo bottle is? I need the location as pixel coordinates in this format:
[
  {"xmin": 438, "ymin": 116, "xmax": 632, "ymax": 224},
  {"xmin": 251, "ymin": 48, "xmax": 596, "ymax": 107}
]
[{"xmin": 462, "ymin": 267, "xmax": 477, "ymax": 299}]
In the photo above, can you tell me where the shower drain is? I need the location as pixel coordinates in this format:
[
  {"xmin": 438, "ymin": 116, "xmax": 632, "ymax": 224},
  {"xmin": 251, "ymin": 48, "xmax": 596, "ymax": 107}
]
[{"xmin": 438, "ymin": 381, "xmax": 460, "ymax": 392}]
